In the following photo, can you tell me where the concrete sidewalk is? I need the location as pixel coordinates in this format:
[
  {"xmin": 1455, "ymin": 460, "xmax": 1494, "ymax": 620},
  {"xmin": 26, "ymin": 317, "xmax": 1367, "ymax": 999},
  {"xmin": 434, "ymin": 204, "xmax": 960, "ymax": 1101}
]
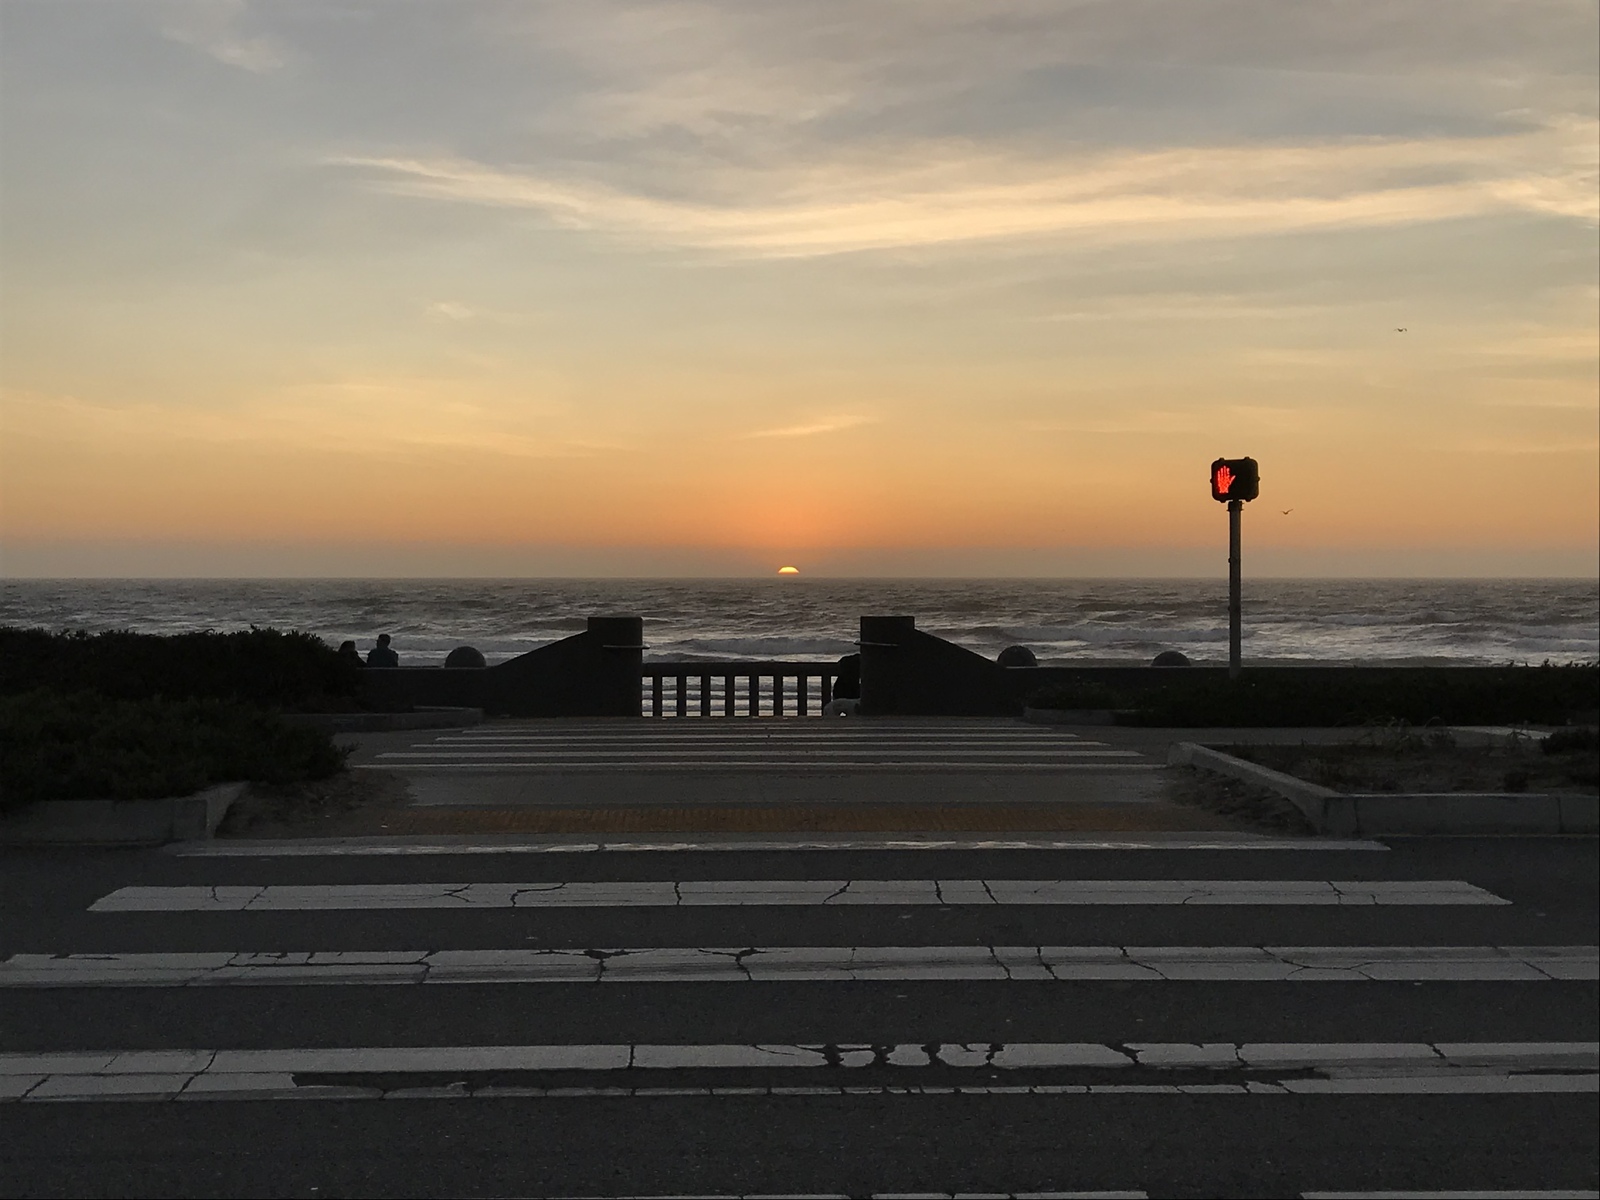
[{"xmin": 329, "ymin": 718, "xmax": 1243, "ymax": 837}]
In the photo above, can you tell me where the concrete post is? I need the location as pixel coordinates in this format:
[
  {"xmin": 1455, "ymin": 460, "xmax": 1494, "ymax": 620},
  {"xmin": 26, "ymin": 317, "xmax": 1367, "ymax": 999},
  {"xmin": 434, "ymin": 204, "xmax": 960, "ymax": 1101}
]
[
  {"xmin": 859, "ymin": 615, "xmax": 915, "ymax": 715},
  {"xmin": 587, "ymin": 616, "xmax": 645, "ymax": 716}
]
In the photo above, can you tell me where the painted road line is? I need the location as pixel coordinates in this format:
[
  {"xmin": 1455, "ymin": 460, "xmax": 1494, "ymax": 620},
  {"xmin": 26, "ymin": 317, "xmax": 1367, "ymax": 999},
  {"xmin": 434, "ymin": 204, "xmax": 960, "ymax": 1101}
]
[
  {"xmin": 87, "ymin": 879, "xmax": 1506, "ymax": 911},
  {"xmin": 12, "ymin": 1079, "xmax": 1600, "ymax": 1102},
  {"xmin": 169, "ymin": 835, "xmax": 1389, "ymax": 855},
  {"xmin": 376, "ymin": 752, "xmax": 1152, "ymax": 761},
  {"xmin": 356, "ymin": 763, "xmax": 1164, "ymax": 772},
  {"xmin": 5, "ymin": 1042, "xmax": 1593, "ymax": 1103},
  {"xmin": 422, "ymin": 733, "xmax": 1114, "ymax": 742},
  {"xmin": 552, "ymin": 1195, "xmax": 1148, "ymax": 1200},
  {"xmin": 1304, "ymin": 1193, "xmax": 1600, "ymax": 1199},
  {"xmin": 429, "ymin": 730, "xmax": 1109, "ymax": 738},
  {"xmin": 8, "ymin": 946, "xmax": 1590, "ymax": 987}
]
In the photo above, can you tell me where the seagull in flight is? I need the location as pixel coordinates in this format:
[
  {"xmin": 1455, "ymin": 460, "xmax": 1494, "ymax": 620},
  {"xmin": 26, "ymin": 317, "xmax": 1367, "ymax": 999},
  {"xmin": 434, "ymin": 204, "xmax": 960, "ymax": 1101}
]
[
  {"xmin": 1395, "ymin": 327, "xmax": 1407, "ymax": 332},
  {"xmin": 1281, "ymin": 508, "xmax": 1294, "ymax": 515}
]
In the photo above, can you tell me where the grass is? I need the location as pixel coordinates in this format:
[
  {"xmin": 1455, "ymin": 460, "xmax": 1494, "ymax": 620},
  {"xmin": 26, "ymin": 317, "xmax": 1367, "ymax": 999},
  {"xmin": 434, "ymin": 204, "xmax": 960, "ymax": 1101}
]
[{"xmin": 1224, "ymin": 726, "xmax": 1599, "ymax": 795}]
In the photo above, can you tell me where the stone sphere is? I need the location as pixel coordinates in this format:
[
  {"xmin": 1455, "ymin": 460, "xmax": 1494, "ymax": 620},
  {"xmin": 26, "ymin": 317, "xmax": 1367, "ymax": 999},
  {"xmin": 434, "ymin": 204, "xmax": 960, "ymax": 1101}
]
[
  {"xmin": 444, "ymin": 645, "xmax": 487, "ymax": 669},
  {"xmin": 997, "ymin": 644, "xmax": 1038, "ymax": 667},
  {"xmin": 1151, "ymin": 650, "xmax": 1191, "ymax": 667}
]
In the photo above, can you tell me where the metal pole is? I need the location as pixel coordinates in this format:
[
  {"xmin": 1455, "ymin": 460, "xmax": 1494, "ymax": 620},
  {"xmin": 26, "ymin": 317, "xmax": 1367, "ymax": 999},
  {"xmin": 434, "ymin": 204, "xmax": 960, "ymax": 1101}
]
[{"xmin": 1228, "ymin": 498, "xmax": 1242, "ymax": 679}]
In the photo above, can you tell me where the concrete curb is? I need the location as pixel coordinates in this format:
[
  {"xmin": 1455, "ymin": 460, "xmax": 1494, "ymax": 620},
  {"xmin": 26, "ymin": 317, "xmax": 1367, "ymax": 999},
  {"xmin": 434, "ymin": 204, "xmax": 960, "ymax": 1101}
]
[
  {"xmin": 1168, "ymin": 742, "xmax": 1598, "ymax": 836},
  {"xmin": 0, "ymin": 782, "xmax": 247, "ymax": 848},
  {"xmin": 279, "ymin": 707, "xmax": 483, "ymax": 733}
]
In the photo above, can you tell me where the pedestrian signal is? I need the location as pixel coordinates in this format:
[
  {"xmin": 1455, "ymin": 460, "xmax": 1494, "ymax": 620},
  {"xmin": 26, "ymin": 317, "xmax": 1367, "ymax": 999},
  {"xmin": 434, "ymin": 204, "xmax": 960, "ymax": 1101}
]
[{"xmin": 1210, "ymin": 457, "xmax": 1259, "ymax": 502}]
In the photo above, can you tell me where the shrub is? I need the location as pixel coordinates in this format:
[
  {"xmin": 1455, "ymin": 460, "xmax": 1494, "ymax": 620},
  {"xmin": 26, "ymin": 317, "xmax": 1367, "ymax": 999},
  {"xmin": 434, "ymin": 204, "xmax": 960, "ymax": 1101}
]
[
  {"xmin": 0, "ymin": 627, "xmax": 363, "ymax": 711},
  {"xmin": 1543, "ymin": 726, "xmax": 1599, "ymax": 755},
  {"xmin": 1115, "ymin": 664, "xmax": 1599, "ymax": 727},
  {"xmin": 0, "ymin": 690, "xmax": 347, "ymax": 811}
]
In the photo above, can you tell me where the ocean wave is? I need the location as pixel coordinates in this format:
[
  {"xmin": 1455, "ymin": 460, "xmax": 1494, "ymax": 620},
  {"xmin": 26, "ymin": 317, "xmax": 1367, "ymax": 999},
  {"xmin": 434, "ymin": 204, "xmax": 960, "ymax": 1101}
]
[{"xmin": 3, "ymin": 578, "xmax": 1594, "ymax": 667}]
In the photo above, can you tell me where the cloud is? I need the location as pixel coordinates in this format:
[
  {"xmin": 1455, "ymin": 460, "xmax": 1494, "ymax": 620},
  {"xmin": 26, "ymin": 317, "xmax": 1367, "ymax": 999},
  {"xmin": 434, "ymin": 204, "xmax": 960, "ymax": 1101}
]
[
  {"xmin": 1444, "ymin": 437, "xmax": 1600, "ymax": 455},
  {"xmin": 741, "ymin": 415, "xmax": 875, "ymax": 439},
  {"xmin": 427, "ymin": 301, "xmax": 474, "ymax": 321},
  {"xmin": 331, "ymin": 117, "xmax": 1597, "ymax": 258},
  {"xmin": 1, "ymin": 383, "xmax": 590, "ymax": 462},
  {"xmin": 1026, "ymin": 410, "xmax": 1202, "ymax": 436},
  {"xmin": 496, "ymin": 1, "xmax": 1599, "ymax": 143},
  {"xmin": 161, "ymin": 0, "xmax": 284, "ymax": 73}
]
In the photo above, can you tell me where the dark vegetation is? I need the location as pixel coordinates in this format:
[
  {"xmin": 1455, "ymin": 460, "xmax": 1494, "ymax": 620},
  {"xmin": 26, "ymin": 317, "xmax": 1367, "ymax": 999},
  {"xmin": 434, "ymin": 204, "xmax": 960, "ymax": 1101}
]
[
  {"xmin": 1225, "ymin": 725, "xmax": 1599, "ymax": 795},
  {"xmin": 0, "ymin": 628, "xmax": 355, "ymax": 810},
  {"xmin": 1027, "ymin": 663, "xmax": 1599, "ymax": 727},
  {"xmin": 0, "ymin": 627, "xmax": 363, "ymax": 709}
]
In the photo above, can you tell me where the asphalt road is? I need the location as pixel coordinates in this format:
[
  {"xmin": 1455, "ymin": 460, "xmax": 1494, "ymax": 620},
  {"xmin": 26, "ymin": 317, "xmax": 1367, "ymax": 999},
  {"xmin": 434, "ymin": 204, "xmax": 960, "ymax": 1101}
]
[{"xmin": 2, "ymin": 834, "xmax": 1596, "ymax": 1198}]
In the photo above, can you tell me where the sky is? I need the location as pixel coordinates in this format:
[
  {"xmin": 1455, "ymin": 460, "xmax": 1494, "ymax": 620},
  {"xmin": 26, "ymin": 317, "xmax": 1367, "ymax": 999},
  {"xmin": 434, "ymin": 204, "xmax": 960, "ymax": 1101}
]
[{"xmin": 1, "ymin": 0, "xmax": 1596, "ymax": 578}]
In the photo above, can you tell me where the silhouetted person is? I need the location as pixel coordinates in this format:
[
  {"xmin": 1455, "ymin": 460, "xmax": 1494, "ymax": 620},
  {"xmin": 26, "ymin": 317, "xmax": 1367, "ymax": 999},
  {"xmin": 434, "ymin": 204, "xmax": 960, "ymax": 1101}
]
[
  {"xmin": 337, "ymin": 640, "xmax": 363, "ymax": 670},
  {"xmin": 832, "ymin": 653, "xmax": 860, "ymax": 700},
  {"xmin": 366, "ymin": 633, "xmax": 399, "ymax": 668}
]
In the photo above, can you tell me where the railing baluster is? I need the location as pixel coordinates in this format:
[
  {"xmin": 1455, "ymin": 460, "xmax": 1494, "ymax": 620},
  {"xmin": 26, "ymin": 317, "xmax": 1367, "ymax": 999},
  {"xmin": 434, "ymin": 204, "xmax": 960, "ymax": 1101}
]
[{"xmin": 642, "ymin": 663, "xmax": 837, "ymax": 717}]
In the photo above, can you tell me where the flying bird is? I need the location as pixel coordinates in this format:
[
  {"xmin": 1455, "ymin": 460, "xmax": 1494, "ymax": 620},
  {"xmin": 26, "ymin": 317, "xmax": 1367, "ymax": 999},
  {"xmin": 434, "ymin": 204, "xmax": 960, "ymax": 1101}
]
[
  {"xmin": 1395, "ymin": 327, "xmax": 1407, "ymax": 332},
  {"xmin": 1281, "ymin": 508, "xmax": 1294, "ymax": 515}
]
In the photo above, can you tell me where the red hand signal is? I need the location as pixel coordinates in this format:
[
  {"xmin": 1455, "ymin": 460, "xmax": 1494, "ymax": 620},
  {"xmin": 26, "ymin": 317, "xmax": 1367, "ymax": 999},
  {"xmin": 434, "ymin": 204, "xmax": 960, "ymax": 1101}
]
[{"xmin": 1214, "ymin": 463, "xmax": 1234, "ymax": 495}]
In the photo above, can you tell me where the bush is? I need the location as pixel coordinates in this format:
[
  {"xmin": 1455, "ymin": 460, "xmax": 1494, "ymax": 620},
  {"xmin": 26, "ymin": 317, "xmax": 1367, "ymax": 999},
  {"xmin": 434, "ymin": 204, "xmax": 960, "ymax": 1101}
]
[
  {"xmin": 1116, "ymin": 664, "xmax": 1599, "ymax": 727},
  {"xmin": 0, "ymin": 690, "xmax": 347, "ymax": 811},
  {"xmin": 1544, "ymin": 726, "xmax": 1599, "ymax": 755},
  {"xmin": 0, "ymin": 627, "xmax": 363, "ymax": 711}
]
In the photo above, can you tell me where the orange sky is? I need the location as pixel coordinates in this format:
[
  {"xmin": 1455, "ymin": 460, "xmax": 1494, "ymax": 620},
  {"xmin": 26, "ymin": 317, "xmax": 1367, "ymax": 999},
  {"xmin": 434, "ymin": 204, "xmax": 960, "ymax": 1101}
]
[{"xmin": 2, "ymin": 2, "xmax": 1596, "ymax": 577}]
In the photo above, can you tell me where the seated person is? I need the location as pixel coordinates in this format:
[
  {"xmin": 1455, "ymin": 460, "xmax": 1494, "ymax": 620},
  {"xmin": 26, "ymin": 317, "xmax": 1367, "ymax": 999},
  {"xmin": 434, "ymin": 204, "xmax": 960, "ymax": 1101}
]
[{"xmin": 365, "ymin": 633, "xmax": 400, "ymax": 668}]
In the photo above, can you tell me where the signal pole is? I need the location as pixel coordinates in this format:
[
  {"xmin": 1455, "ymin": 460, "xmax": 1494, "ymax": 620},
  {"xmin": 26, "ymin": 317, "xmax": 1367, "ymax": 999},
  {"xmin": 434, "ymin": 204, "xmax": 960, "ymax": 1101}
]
[
  {"xmin": 1210, "ymin": 456, "xmax": 1258, "ymax": 681},
  {"xmin": 1228, "ymin": 498, "xmax": 1242, "ymax": 679}
]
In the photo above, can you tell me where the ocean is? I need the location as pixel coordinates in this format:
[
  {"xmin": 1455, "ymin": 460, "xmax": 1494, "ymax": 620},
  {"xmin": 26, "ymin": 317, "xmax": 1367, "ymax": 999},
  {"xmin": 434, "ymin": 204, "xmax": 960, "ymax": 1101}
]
[{"xmin": 2, "ymin": 578, "xmax": 1595, "ymax": 669}]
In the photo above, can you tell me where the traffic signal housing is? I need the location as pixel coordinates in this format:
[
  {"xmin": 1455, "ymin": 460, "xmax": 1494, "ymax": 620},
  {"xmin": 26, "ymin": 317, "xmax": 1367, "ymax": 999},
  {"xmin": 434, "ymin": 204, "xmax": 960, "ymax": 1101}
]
[{"xmin": 1210, "ymin": 457, "xmax": 1259, "ymax": 502}]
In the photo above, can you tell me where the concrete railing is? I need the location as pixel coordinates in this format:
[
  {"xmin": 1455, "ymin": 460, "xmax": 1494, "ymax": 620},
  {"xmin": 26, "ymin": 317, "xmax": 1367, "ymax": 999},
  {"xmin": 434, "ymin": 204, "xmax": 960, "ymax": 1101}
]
[
  {"xmin": 641, "ymin": 663, "xmax": 844, "ymax": 717},
  {"xmin": 363, "ymin": 616, "xmax": 643, "ymax": 718}
]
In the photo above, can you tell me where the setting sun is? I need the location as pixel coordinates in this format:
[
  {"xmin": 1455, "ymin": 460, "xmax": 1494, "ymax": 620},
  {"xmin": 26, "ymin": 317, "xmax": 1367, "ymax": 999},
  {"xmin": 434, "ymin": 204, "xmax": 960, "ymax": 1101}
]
[{"xmin": 777, "ymin": 566, "xmax": 800, "ymax": 575}]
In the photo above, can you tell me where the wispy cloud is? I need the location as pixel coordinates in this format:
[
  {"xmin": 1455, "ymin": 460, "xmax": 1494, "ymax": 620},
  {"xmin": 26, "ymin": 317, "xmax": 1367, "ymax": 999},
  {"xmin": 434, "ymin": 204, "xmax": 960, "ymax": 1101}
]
[
  {"xmin": 160, "ymin": 0, "xmax": 284, "ymax": 73},
  {"xmin": 426, "ymin": 301, "xmax": 474, "ymax": 321},
  {"xmin": 2, "ymin": 383, "xmax": 590, "ymax": 462},
  {"xmin": 1026, "ymin": 410, "xmax": 1202, "ymax": 436},
  {"xmin": 1442, "ymin": 436, "xmax": 1600, "ymax": 455},
  {"xmin": 741, "ymin": 415, "xmax": 875, "ymax": 439},
  {"xmin": 331, "ymin": 117, "xmax": 1597, "ymax": 259}
]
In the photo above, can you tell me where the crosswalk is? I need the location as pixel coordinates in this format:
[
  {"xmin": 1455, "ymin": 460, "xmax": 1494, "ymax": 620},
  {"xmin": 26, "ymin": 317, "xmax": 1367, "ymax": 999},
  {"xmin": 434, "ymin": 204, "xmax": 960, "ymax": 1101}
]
[
  {"xmin": 359, "ymin": 721, "xmax": 1159, "ymax": 772},
  {"xmin": 2, "ymin": 834, "xmax": 1595, "ymax": 1196}
]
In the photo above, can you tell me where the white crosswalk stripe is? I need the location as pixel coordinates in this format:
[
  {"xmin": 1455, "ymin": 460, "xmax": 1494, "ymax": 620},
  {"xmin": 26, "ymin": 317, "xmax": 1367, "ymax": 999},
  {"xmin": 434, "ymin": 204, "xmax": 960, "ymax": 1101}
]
[
  {"xmin": 361, "ymin": 723, "xmax": 1159, "ymax": 772},
  {"xmin": 8, "ymin": 945, "xmax": 1591, "ymax": 987},
  {"xmin": 9, "ymin": 830, "xmax": 1592, "ymax": 1196},
  {"xmin": 86, "ymin": 878, "xmax": 1508, "ymax": 910},
  {"xmin": 7, "ymin": 1042, "xmax": 1595, "ymax": 1103}
]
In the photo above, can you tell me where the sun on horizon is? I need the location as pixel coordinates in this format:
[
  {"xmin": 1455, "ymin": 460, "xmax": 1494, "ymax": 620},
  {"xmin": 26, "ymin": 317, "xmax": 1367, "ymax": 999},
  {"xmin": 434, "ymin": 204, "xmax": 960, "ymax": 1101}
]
[{"xmin": 777, "ymin": 566, "xmax": 800, "ymax": 575}]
